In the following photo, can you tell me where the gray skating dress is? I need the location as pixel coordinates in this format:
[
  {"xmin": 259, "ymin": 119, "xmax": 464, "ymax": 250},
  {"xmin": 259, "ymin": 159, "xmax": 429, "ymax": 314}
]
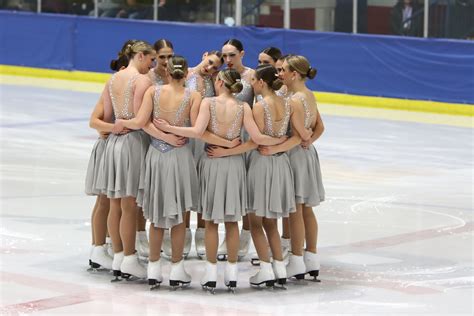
[
  {"xmin": 138, "ymin": 86, "xmax": 199, "ymax": 229},
  {"xmin": 234, "ymin": 68, "xmax": 255, "ymax": 143},
  {"xmin": 186, "ymin": 69, "xmax": 215, "ymax": 162},
  {"xmin": 247, "ymin": 99, "xmax": 296, "ymax": 218},
  {"xmin": 288, "ymin": 96, "xmax": 325, "ymax": 207},
  {"xmin": 96, "ymin": 73, "xmax": 150, "ymax": 198},
  {"xmin": 85, "ymin": 137, "xmax": 106, "ymax": 195},
  {"xmin": 198, "ymin": 98, "xmax": 247, "ymax": 224}
]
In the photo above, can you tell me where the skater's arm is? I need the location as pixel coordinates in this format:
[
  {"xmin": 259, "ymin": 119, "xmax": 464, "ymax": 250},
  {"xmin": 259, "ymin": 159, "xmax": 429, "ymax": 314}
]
[
  {"xmin": 289, "ymin": 97, "xmax": 313, "ymax": 142},
  {"xmin": 154, "ymin": 98, "xmax": 239, "ymax": 148},
  {"xmin": 200, "ymin": 131, "xmax": 240, "ymax": 148},
  {"xmin": 119, "ymin": 87, "xmax": 155, "ymax": 130},
  {"xmin": 89, "ymin": 85, "xmax": 115, "ymax": 133},
  {"xmin": 206, "ymin": 140, "xmax": 257, "ymax": 158},
  {"xmin": 301, "ymin": 110, "xmax": 324, "ymax": 149},
  {"xmin": 143, "ymin": 122, "xmax": 187, "ymax": 147},
  {"xmin": 258, "ymin": 129, "xmax": 301, "ymax": 156}
]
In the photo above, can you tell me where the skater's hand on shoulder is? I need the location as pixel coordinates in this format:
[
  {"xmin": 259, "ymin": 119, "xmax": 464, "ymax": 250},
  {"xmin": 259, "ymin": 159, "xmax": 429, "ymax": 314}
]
[
  {"xmin": 153, "ymin": 118, "xmax": 171, "ymax": 131},
  {"xmin": 112, "ymin": 120, "xmax": 125, "ymax": 134},
  {"xmin": 206, "ymin": 145, "xmax": 227, "ymax": 158}
]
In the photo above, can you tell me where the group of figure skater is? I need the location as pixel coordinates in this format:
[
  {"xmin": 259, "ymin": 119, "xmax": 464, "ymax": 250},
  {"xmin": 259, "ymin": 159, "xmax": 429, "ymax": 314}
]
[{"xmin": 85, "ymin": 37, "xmax": 325, "ymax": 292}]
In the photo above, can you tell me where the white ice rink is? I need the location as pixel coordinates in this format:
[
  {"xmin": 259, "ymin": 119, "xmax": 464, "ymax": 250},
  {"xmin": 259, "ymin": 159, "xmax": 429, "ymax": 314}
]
[{"xmin": 0, "ymin": 75, "xmax": 473, "ymax": 315}]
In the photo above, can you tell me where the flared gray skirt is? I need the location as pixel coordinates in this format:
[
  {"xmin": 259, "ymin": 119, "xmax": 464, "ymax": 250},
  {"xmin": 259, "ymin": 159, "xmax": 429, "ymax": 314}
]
[
  {"xmin": 96, "ymin": 130, "xmax": 150, "ymax": 199},
  {"xmin": 190, "ymin": 138, "xmax": 206, "ymax": 164},
  {"xmin": 288, "ymin": 144, "xmax": 325, "ymax": 207},
  {"xmin": 85, "ymin": 138, "xmax": 106, "ymax": 196},
  {"xmin": 138, "ymin": 145, "xmax": 199, "ymax": 229},
  {"xmin": 198, "ymin": 153, "xmax": 247, "ymax": 224},
  {"xmin": 247, "ymin": 151, "xmax": 296, "ymax": 218}
]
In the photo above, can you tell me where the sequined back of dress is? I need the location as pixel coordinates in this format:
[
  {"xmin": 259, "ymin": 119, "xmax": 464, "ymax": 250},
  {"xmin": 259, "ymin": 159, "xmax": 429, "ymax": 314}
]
[
  {"xmin": 208, "ymin": 97, "xmax": 244, "ymax": 141},
  {"xmin": 153, "ymin": 86, "xmax": 191, "ymax": 126},
  {"xmin": 186, "ymin": 69, "xmax": 215, "ymax": 98},
  {"xmin": 260, "ymin": 98, "xmax": 291, "ymax": 137},
  {"xmin": 108, "ymin": 73, "xmax": 140, "ymax": 120},
  {"xmin": 234, "ymin": 68, "xmax": 254, "ymax": 107},
  {"xmin": 151, "ymin": 86, "xmax": 192, "ymax": 152},
  {"xmin": 296, "ymin": 95, "xmax": 316, "ymax": 129}
]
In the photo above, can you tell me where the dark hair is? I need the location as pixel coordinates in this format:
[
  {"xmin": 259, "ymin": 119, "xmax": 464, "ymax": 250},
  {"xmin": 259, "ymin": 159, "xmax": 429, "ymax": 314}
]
[
  {"xmin": 110, "ymin": 55, "xmax": 129, "ymax": 71},
  {"xmin": 153, "ymin": 39, "xmax": 173, "ymax": 52},
  {"xmin": 255, "ymin": 64, "xmax": 283, "ymax": 91},
  {"xmin": 167, "ymin": 55, "xmax": 188, "ymax": 80},
  {"xmin": 222, "ymin": 39, "xmax": 244, "ymax": 52},
  {"xmin": 208, "ymin": 50, "xmax": 224, "ymax": 64},
  {"xmin": 286, "ymin": 55, "xmax": 317, "ymax": 80},
  {"xmin": 110, "ymin": 40, "xmax": 138, "ymax": 71},
  {"xmin": 278, "ymin": 53, "xmax": 293, "ymax": 62},
  {"xmin": 261, "ymin": 47, "xmax": 282, "ymax": 62},
  {"xmin": 218, "ymin": 68, "xmax": 243, "ymax": 93}
]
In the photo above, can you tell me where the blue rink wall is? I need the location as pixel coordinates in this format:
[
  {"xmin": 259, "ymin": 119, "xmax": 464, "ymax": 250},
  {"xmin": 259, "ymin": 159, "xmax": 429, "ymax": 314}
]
[{"xmin": 1, "ymin": 11, "xmax": 473, "ymax": 104}]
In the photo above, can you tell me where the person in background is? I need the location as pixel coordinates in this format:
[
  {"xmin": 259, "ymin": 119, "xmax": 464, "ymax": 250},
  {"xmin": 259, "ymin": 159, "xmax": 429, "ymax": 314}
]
[{"xmin": 390, "ymin": 0, "xmax": 423, "ymax": 37}]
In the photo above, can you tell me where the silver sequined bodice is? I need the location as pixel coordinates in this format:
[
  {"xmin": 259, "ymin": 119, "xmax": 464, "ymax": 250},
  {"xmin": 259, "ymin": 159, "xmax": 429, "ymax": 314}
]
[
  {"xmin": 108, "ymin": 73, "xmax": 139, "ymax": 120},
  {"xmin": 186, "ymin": 70, "xmax": 215, "ymax": 98},
  {"xmin": 261, "ymin": 98, "xmax": 291, "ymax": 137},
  {"xmin": 234, "ymin": 68, "xmax": 254, "ymax": 107},
  {"xmin": 149, "ymin": 70, "xmax": 165, "ymax": 86},
  {"xmin": 209, "ymin": 97, "xmax": 244, "ymax": 141},
  {"xmin": 297, "ymin": 95, "xmax": 316, "ymax": 129}
]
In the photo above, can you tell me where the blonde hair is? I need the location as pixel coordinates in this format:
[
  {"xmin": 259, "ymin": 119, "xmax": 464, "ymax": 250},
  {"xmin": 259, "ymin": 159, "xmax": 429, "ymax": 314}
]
[
  {"xmin": 218, "ymin": 68, "xmax": 243, "ymax": 93},
  {"xmin": 286, "ymin": 55, "xmax": 317, "ymax": 80},
  {"xmin": 167, "ymin": 55, "xmax": 188, "ymax": 80},
  {"xmin": 123, "ymin": 40, "xmax": 154, "ymax": 59}
]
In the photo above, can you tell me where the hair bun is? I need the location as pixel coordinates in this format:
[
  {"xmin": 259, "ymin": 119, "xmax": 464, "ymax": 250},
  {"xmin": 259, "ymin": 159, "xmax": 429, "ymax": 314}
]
[
  {"xmin": 307, "ymin": 67, "xmax": 317, "ymax": 79},
  {"xmin": 271, "ymin": 78, "xmax": 284, "ymax": 91},
  {"xmin": 170, "ymin": 68, "xmax": 185, "ymax": 80},
  {"xmin": 167, "ymin": 55, "xmax": 188, "ymax": 80},
  {"xmin": 230, "ymin": 82, "xmax": 243, "ymax": 94},
  {"xmin": 110, "ymin": 59, "xmax": 118, "ymax": 71}
]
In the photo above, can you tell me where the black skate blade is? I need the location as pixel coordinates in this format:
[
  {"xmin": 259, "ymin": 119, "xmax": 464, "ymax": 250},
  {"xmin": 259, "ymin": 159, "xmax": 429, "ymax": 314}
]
[
  {"xmin": 226, "ymin": 281, "xmax": 237, "ymax": 293},
  {"xmin": 201, "ymin": 281, "xmax": 216, "ymax": 288},
  {"xmin": 169, "ymin": 279, "xmax": 191, "ymax": 290},
  {"xmin": 250, "ymin": 258, "xmax": 260, "ymax": 266},
  {"xmin": 307, "ymin": 270, "xmax": 321, "ymax": 282},
  {"xmin": 149, "ymin": 279, "xmax": 162, "ymax": 290},
  {"xmin": 274, "ymin": 278, "xmax": 288, "ymax": 290},
  {"xmin": 201, "ymin": 282, "xmax": 217, "ymax": 294},
  {"xmin": 288, "ymin": 273, "xmax": 309, "ymax": 285},
  {"xmin": 110, "ymin": 270, "xmax": 122, "ymax": 282},
  {"xmin": 250, "ymin": 279, "xmax": 275, "ymax": 288}
]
